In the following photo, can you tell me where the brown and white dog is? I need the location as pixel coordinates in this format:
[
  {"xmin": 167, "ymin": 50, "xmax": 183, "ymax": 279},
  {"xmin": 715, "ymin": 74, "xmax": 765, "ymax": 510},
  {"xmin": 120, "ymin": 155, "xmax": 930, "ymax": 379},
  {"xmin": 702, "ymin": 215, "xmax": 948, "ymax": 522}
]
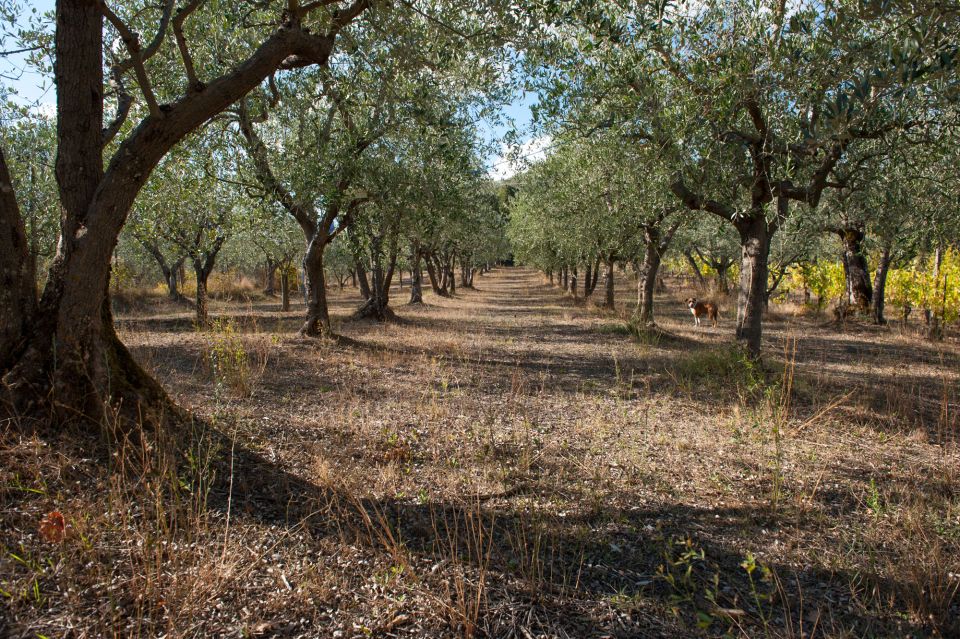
[{"xmin": 686, "ymin": 297, "xmax": 719, "ymax": 327}]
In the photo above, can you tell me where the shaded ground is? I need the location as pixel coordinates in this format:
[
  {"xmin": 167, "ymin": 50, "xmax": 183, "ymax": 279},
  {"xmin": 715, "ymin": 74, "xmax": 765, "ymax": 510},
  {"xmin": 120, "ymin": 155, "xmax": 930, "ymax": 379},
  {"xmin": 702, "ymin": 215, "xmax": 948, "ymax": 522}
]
[{"xmin": 3, "ymin": 267, "xmax": 958, "ymax": 638}]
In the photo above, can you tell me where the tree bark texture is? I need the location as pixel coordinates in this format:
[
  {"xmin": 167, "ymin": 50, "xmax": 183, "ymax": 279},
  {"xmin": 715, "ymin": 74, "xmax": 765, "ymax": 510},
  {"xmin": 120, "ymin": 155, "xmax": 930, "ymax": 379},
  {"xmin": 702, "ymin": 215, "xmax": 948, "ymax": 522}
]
[
  {"xmin": 872, "ymin": 244, "xmax": 892, "ymax": 325},
  {"xmin": 354, "ymin": 235, "xmax": 396, "ymax": 321},
  {"xmin": 603, "ymin": 256, "xmax": 615, "ymax": 308},
  {"xmin": 838, "ymin": 227, "xmax": 872, "ymax": 310},
  {"xmin": 299, "ymin": 238, "xmax": 330, "ymax": 335},
  {"xmin": 264, "ymin": 258, "xmax": 277, "ymax": 295},
  {"xmin": 734, "ymin": 215, "xmax": 771, "ymax": 358},
  {"xmin": 280, "ymin": 269, "xmax": 291, "ymax": 312},
  {"xmin": 409, "ymin": 247, "xmax": 423, "ymax": 304}
]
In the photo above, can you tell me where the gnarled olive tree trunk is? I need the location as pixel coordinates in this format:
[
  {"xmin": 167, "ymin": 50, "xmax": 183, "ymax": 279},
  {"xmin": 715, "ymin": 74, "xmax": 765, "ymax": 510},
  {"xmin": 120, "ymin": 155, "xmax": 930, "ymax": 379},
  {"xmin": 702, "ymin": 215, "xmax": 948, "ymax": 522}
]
[
  {"xmin": 585, "ymin": 255, "xmax": 600, "ymax": 297},
  {"xmin": 635, "ymin": 249, "xmax": 661, "ymax": 326},
  {"xmin": 189, "ymin": 233, "xmax": 226, "ymax": 327},
  {"xmin": 837, "ymin": 227, "xmax": 872, "ymax": 310},
  {"xmin": 423, "ymin": 251, "xmax": 446, "ymax": 296},
  {"xmin": 634, "ymin": 220, "xmax": 679, "ymax": 326},
  {"xmin": 713, "ymin": 259, "xmax": 733, "ymax": 295},
  {"xmin": 236, "ymin": 101, "xmax": 365, "ymax": 338},
  {"xmin": 444, "ymin": 251, "xmax": 456, "ymax": 296},
  {"xmin": 603, "ymin": 255, "xmax": 616, "ymax": 308},
  {"xmin": 264, "ymin": 257, "xmax": 278, "ymax": 296},
  {"xmin": 167, "ymin": 258, "xmax": 186, "ymax": 300},
  {"xmin": 672, "ymin": 175, "xmax": 785, "ymax": 358},
  {"xmin": 299, "ymin": 236, "xmax": 331, "ymax": 335},
  {"xmin": 409, "ymin": 245, "xmax": 424, "ymax": 304},
  {"xmin": 355, "ymin": 234, "xmax": 397, "ymax": 321},
  {"xmin": 356, "ymin": 261, "xmax": 372, "ymax": 300}
]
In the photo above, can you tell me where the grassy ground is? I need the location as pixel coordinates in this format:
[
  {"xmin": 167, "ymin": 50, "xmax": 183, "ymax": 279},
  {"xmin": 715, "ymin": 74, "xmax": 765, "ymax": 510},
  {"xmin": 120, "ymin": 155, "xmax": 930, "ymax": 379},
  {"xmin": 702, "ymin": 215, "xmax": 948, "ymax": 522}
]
[{"xmin": 2, "ymin": 267, "xmax": 959, "ymax": 638}]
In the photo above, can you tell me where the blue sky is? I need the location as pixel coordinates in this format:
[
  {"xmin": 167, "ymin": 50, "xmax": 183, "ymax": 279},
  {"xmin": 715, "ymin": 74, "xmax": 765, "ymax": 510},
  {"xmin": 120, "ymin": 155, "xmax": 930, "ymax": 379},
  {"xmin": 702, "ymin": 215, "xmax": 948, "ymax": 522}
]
[
  {"xmin": 1, "ymin": 0, "xmax": 540, "ymax": 178},
  {"xmin": 1, "ymin": 0, "xmax": 55, "ymax": 108},
  {"xmin": 480, "ymin": 90, "xmax": 542, "ymax": 180}
]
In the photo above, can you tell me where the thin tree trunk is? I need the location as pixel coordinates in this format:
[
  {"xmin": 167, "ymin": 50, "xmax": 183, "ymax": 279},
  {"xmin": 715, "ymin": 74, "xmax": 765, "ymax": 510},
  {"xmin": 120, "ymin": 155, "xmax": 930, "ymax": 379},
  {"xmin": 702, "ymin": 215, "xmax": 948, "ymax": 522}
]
[
  {"xmin": 280, "ymin": 269, "xmax": 291, "ymax": 312},
  {"xmin": 684, "ymin": 251, "xmax": 707, "ymax": 290},
  {"xmin": 765, "ymin": 269, "xmax": 788, "ymax": 310},
  {"xmin": 460, "ymin": 256, "xmax": 474, "ymax": 288},
  {"xmin": 734, "ymin": 215, "xmax": 772, "ymax": 358},
  {"xmin": 409, "ymin": 247, "xmax": 423, "ymax": 304},
  {"xmin": 872, "ymin": 244, "xmax": 892, "ymax": 325},
  {"xmin": 588, "ymin": 255, "xmax": 600, "ymax": 295},
  {"xmin": 424, "ymin": 253, "xmax": 446, "ymax": 296},
  {"xmin": 140, "ymin": 239, "xmax": 185, "ymax": 301},
  {"xmin": 715, "ymin": 261, "xmax": 731, "ymax": 295},
  {"xmin": 604, "ymin": 256, "xmax": 615, "ymax": 308},
  {"xmin": 195, "ymin": 265, "xmax": 210, "ymax": 327},
  {"xmin": 635, "ymin": 251, "xmax": 661, "ymax": 326},
  {"xmin": 923, "ymin": 248, "xmax": 942, "ymax": 325},
  {"xmin": 356, "ymin": 261, "xmax": 371, "ymax": 300},
  {"xmin": 383, "ymin": 248, "xmax": 398, "ymax": 306},
  {"xmin": 927, "ymin": 248, "xmax": 947, "ymax": 339},
  {"xmin": 447, "ymin": 255, "xmax": 456, "ymax": 296},
  {"xmin": 634, "ymin": 225, "xmax": 676, "ymax": 326},
  {"xmin": 168, "ymin": 258, "xmax": 186, "ymax": 300}
]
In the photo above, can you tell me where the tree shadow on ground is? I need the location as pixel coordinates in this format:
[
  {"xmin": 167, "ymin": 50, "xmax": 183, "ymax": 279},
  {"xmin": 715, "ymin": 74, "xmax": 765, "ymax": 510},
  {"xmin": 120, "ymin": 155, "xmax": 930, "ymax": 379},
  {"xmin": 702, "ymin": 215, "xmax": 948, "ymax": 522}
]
[{"xmin": 185, "ymin": 418, "xmax": 948, "ymax": 639}]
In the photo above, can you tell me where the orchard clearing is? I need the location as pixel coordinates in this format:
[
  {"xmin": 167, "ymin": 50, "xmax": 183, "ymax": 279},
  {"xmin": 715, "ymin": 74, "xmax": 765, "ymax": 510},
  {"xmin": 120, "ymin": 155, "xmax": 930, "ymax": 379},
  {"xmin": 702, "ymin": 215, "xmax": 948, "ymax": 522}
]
[{"xmin": 3, "ymin": 267, "xmax": 958, "ymax": 638}]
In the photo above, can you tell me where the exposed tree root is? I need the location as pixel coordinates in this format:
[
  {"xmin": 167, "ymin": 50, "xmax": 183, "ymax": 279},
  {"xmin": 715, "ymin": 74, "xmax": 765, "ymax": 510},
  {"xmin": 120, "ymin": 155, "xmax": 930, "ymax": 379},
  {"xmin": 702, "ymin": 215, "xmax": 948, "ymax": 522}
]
[{"xmin": 352, "ymin": 299, "xmax": 398, "ymax": 322}]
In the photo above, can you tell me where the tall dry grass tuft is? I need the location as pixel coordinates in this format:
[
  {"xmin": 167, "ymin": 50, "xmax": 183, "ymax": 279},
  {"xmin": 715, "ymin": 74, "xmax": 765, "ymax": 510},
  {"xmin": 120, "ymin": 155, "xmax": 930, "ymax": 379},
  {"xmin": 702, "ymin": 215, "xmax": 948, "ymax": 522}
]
[
  {"xmin": 0, "ymin": 400, "xmax": 268, "ymax": 637},
  {"xmin": 433, "ymin": 500, "xmax": 495, "ymax": 639},
  {"xmin": 200, "ymin": 318, "xmax": 271, "ymax": 398}
]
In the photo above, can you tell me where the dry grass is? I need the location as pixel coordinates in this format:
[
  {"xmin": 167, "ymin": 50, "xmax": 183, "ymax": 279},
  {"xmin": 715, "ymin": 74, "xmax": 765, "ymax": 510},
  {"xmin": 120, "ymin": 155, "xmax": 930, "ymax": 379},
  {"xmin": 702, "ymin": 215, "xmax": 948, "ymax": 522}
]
[{"xmin": 2, "ymin": 267, "xmax": 959, "ymax": 638}]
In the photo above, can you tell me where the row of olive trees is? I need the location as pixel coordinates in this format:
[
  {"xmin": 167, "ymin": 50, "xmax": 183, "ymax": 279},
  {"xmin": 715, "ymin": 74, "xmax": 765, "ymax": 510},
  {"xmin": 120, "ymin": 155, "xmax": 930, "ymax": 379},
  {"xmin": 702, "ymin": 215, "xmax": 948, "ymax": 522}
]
[
  {"xmin": 520, "ymin": 0, "xmax": 960, "ymax": 356},
  {"xmin": 509, "ymin": 130, "xmax": 959, "ymax": 336},
  {"xmin": 10, "ymin": 90, "xmax": 510, "ymax": 328},
  {"xmin": 507, "ymin": 135, "xmax": 681, "ymax": 325},
  {"xmin": 0, "ymin": 0, "xmax": 521, "ymax": 426}
]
